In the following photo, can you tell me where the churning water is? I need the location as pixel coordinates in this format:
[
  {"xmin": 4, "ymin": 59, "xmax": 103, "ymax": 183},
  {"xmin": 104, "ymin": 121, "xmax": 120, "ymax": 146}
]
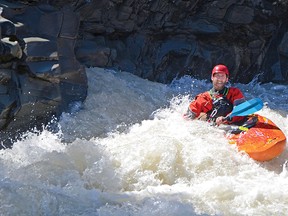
[{"xmin": 0, "ymin": 67, "xmax": 287, "ymax": 215}]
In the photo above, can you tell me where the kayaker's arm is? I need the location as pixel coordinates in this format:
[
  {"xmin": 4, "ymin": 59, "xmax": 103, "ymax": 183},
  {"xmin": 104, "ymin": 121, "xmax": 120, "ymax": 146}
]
[{"xmin": 184, "ymin": 107, "xmax": 210, "ymax": 121}]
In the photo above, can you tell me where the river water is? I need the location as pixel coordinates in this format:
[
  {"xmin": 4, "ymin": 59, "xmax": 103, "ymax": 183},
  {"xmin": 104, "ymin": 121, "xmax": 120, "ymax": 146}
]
[{"xmin": 0, "ymin": 67, "xmax": 287, "ymax": 216}]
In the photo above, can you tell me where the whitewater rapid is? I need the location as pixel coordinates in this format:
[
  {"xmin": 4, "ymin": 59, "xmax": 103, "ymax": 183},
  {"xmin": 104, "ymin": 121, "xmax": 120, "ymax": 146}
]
[{"xmin": 0, "ymin": 67, "xmax": 287, "ymax": 215}]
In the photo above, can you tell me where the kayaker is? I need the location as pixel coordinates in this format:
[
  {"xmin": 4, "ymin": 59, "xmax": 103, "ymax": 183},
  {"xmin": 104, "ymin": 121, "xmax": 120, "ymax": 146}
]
[{"xmin": 183, "ymin": 64, "xmax": 246, "ymax": 126}]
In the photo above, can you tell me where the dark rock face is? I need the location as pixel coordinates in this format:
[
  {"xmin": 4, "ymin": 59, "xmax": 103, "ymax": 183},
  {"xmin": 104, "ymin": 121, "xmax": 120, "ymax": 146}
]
[
  {"xmin": 0, "ymin": 2, "xmax": 87, "ymax": 147},
  {"xmin": 4, "ymin": 0, "xmax": 288, "ymax": 85},
  {"xmin": 0, "ymin": 0, "xmax": 288, "ymax": 147},
  {"xmin": 71, "ymin": 0, "xmax": 288, "ymax": 84}
]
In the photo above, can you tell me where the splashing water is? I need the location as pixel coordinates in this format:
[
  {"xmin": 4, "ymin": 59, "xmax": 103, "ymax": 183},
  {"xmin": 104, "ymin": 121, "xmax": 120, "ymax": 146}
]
[{"xmin": 0, "ymin": 67, "xmax": 287, "ymax": 215}]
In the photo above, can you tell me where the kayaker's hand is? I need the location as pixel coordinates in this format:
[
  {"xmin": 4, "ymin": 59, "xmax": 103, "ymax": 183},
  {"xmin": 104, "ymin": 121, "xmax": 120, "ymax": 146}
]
[
  {"xmin": 216, "ymin": 116, "xmax": 224, "ymax": 126},
  {"xmin": 197, "ymin": 112, "xmax": 207, "ymax": 121}
]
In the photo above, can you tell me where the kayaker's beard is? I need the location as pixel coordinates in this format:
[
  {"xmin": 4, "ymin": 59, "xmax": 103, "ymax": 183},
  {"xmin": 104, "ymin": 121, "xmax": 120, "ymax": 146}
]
[{"xmin": 213, "ymin": 81, "xmax": 226, "ymax": 91}]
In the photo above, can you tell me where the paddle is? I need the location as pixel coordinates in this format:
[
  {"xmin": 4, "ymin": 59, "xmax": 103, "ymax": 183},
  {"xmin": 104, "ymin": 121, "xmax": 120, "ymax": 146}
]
[{"xmin": 224, "ymin": 98, "xmax": 264, "ymax": 120}]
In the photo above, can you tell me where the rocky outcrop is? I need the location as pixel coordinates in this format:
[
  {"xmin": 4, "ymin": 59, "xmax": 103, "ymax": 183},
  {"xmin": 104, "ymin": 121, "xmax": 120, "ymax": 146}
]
[
  {"xmin": 0, "ymin": 0, "xmax": 287, "ymax": 147},
  {"xmin": 72, "ymin": 0, "xmax": 288, "ymax": 84},
  {"xmin": 0, "ymin": 2, "xmax": 87, "ymax": 147},
  {"xmin": 4, "ymin": 0, "xmax": 288, "ymax": 85}
]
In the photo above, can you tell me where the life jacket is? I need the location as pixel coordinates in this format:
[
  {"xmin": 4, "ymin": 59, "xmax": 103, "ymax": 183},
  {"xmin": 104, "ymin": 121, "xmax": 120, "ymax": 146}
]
[
  {"xmin": 187, "ymin": 86, "xmax": 245, "ymax": 123},
  {"xmin": 207, "ymin": 87, "xmax": 233, "ymax": 123}
]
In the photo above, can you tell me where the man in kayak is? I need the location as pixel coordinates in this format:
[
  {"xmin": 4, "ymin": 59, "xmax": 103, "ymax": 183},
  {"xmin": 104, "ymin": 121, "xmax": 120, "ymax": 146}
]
[{"xmin": 183, "ymin": 64, "xmax": 246, "ymax": 126}]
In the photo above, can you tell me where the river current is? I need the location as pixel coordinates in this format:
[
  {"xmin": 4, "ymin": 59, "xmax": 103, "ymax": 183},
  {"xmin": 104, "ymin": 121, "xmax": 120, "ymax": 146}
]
[{"xmin": 0, "ymin": 67, "xmax": 287, "ymax": 215}]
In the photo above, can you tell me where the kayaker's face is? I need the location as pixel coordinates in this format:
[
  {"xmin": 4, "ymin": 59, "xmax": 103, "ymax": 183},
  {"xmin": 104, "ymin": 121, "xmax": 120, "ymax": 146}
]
[{"xmin": 211, "ymin": 72, "xmax": 228, "ymax": 91}]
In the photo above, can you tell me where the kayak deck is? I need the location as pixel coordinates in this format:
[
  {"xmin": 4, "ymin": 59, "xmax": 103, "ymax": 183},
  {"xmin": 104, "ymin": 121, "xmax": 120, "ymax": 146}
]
[{"xmin": 226, "ymin": 115, "xmax": 287, "ymax": 161}]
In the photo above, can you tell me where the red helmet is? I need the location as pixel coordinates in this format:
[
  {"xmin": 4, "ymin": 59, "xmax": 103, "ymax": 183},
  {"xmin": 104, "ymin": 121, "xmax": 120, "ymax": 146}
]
[{"xmin": 212, "ymin": 64, "xmax": 229, "ymax": 76}]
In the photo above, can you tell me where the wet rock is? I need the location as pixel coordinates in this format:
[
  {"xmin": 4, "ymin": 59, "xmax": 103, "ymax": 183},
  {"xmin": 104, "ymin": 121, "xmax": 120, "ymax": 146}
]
[{"xmin": 0, "ymin": 2, "xmax": 87, "ymax": 147}]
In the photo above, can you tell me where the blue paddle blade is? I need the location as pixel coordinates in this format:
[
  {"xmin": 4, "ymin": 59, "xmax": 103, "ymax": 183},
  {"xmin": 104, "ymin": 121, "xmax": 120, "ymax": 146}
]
[{"xmin": 229, "ymin": 98, "xmax": 264, "ymax": 118}]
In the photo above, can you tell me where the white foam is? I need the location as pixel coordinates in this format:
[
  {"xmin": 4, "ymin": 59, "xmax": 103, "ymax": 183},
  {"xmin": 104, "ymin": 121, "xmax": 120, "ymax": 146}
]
[{"xmin": 0, "ymin": 67, "xmax": 287, "ymax": 215}]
